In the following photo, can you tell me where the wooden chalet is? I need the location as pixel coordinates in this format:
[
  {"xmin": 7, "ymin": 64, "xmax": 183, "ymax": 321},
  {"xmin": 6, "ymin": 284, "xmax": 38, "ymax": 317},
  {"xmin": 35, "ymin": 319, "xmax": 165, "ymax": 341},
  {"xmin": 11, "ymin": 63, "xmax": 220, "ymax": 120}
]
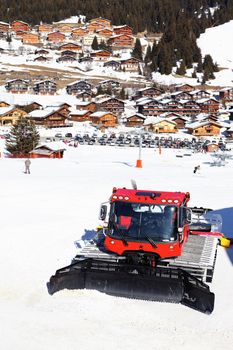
[
  {"xmin": 90, "ymin": 111, "xmax": 118, "ymax": 128},
  {"xmin": 90, "ymin": 50, "xmax": 111, "ymax": 61},
  {"xmin": 34, "ymin": 56, "xmax": 50, "ymax": 63},
  {"xmin": 89, "ymin": 17, "xmax": 112, "ymax": 28},
  {"xmin": 66, "ymin": 80, "xmax": 92, "ymax": 95},
  {"xmin": 144, "ymin": 117, "xmax": 177, "ymax": 133},
  {"xmin": 38, "ymin": 24, "xmax": 53, "ymax": 33},
  {"xmin": 189, "ymin": 90, "xmax": 211, "ymax": 100},
  {"xmin": 30, "ymin": 143, "xmax": 66, "ymax": 158},
  {"xmin": 120, "ymin": 57, "xmax": 140, "ymax": 72},
  {"xmin": 5, "ymin": 79, "xmax": 29, "ymax": 93},
  {"xmin": 98, "ymin": 80, "xmax": 120, "ymax": 90},
  {"xmin": 219, "ymin": 87, "xmax": 233, "ymax": 102},
  {"xmin": 47, "ymin": 31, "xmax": 65, "ymax": 43},
  {"xmin": 71, "ymin": 27, "xmax": 88, "ymax": 38},
  {"xmin": 76, "ymin": 91, "xmax": 92, "ymax": 101},
  {"xmin": 28, "ymin": 108, "xmax": 67, "ymax": 127},
  {"xmin": 135, "ymin": 87, "xmax": 163, "ymax": 100},
  {"xmin": 11, "ymin": 20, "xmax": 30, "ymax": 32},
  {"xmin": 33, "ymin": 80, "xmax": 57, "ymax": 95},
  {"xmin": 22, "ymin": 33, "xmax": 40, "ymax": 44},
  {"xmin": 113, "ymin": 25, "xmax": 133, "ymax": 36},
  {"xmin": 170, "ymin": 91, "xmax": 191, "ymax": 100},
  {"xmin": 125, "ymin": 113, "xmax": 146, "ymax": 127},
  {"xmin": 35, "ymin": 49, "xmax": 49, "ymax": 55},
  {"xmin": 57, "ymin": 24, "xmax": 73, "ymax": 34},
  {"xmin": 59, "ymin": 42, "xmax": 82, "ymax": 51},
  {"xmin": 197, "ymin": 98, "xmax": 220, "ymax": 115},
  {"xmin": 103, "ymin": 60, "xmax": 120, "ymax": 70},
  {"xmin": 87, "ymin": 21, "xmax": 105, "ymax": 32},
  {"xmin": 175, "ymin": 84, "xmax": 194, "ymax": 92},
  {"xmin": 0, "ymin": 106, "xmax": 27, "ymax": 125},
  {"xmin": 69, "ymin": 109, "xmax": 92, "ymax": 122},
  {"xmin": 162, "ymin": 113, "xmax": 187, "ymax": 129},
  {"xmin": 186, "ymin": 120, "xmax": 222, "ymax": 136},
  {"xmin": 96, "ymin": 28, "xmax": 113, "ymax": 38},
  {"xmin": 179, "ymin": 100, "xmax": 201, "ymax": 117},
  {"xmin": 76, "ymin": 101, "xmax": 97, "ymax": 112},
  {"xmin": 0, "ymin": 21, "xmax": 10, "ymax": 33},
  {"xmin": 98, "ymin": 97, "xmax": 124, "ymax": 115},
  {"xmin": 56, "ymin": 55, "xmax": 77, "ymax": 63},
  {"xmin": 137, "ymin": 98, "xmax": 161, "ymax": 116},
  {"xmin": 60, "ymin": 50, "xmax": 77, "ymax": 57},
  {"xmin": 108, "ymin": 34, "xmax": 134, "ymax": 48}
]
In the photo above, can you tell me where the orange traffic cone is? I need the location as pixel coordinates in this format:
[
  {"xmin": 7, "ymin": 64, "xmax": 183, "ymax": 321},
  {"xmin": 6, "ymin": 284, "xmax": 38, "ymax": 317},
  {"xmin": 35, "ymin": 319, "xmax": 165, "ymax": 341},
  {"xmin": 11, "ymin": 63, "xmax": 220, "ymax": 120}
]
[{"xmin": 136, "ymin": 159, "xmax": 142, "ymax": 168}]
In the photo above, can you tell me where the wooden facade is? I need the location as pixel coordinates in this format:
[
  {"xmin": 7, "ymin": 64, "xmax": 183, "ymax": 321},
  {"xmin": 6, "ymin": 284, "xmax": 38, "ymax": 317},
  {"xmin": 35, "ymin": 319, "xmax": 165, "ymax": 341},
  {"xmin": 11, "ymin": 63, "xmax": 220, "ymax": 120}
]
[
  {"xmin": 186, "ymin": 121, "xmax": 221, "ymax": 136},
  {"xmin": 145, "ymin": 118, "xmax": 177, "ymax": 133},
  {"xmin": 120, "ymin": 57, "xmax": 140, "ymax": 72},
  {"xmin": 0, "ymin": 21, "xmax": 10, "ymax": 33},
  {"xmin": 0, "ymin": 107, "xmax": 27, "ymax": 125},
  {"xmin": 76, "ymin": 101, "xmax": 97, "ymax": 112},
  {"xmin": 125, "ymin": 113, "xmax": 145, "ymax": 127},
  {"xmin": 33, "ymin": 80, "xmax": 57, "ymax": 95},
  {"xmin": 90, "ymin": 111, "xmax": 118, "ymax": 127},
  {"xmin": 38, "ymin": 24, "xmax": 53, "ymax": 33},
  {"xmin": 89, "ymin": 17, "xmax": 111, "ymax": 28},
  {"xmin": 59, "ymin": 43, "xmax": 82, "ymax": 51},
  {"xmin": 5, "ymin": 79, "xmax": 29, "ymax": 93},
  {"xmin": 90, "ymin": 50, "xmax": 111, "ymax": 61},
  {"xmin": 71, "ymin": 27, "xmax": 87, "ymax": 38},
  {"xmin": 69, "ymin": 109, "xmax": 92, "ymax": 122},
  {"xmin": 219, "ymin": 87, "xmax": 233, "ymax": 102},
  {"xmin": 22, "ymin": 33, "xmax": 40, "ymax": 44},
  {"xmin": 108, "ymin": 34, "xmax": 134, "ymax": 48},
  {"xmin": 197, "ymin": 98, "xmax": 219, "ymax": 114},
  {"xmin": 66, "ymin": 80, "xmax": 92, "ymax": 95},
  {"xmin": 47, "ymin": 31, "xmax": 65, "ymax": 42},
  {"xmin": 113, "ymin": 25, "xmax": 133, "ymax": 36},
  {"xmin": 11, "ymin": 20, "xmax": 30, "ymax": 32},
  {"xmin": 98, "ymin": 97, "xmax": 124, "ymax": 115},
  {"xmin": 29, "ymin": 110, "xmax": 67, "ymax": 127}
]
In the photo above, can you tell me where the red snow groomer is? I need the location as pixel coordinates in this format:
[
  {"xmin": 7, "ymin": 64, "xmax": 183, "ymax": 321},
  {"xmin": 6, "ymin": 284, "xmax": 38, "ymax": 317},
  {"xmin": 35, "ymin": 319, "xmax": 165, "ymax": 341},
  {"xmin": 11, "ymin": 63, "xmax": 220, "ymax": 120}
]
[{"xmin": 48, "ymin": 187, "xmax": 225, "ymax": 314}]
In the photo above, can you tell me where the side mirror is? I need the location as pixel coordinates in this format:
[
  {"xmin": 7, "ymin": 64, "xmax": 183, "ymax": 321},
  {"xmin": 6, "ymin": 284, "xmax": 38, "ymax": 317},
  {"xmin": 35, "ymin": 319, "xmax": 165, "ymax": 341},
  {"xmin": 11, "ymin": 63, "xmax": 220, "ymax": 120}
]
[
  {"xmin": 186, "ymin": 208, "xmax": 192, "ymax": 223},
  {"xmin": 99, "ymin": 205, "xmax": 107, "ymax": 220}
]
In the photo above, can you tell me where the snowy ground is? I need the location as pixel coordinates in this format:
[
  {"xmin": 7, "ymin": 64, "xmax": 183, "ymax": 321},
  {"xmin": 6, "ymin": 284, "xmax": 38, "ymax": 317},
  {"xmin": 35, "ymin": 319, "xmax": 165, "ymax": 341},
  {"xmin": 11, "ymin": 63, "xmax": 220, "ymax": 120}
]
[{"xmin": 0, "ymin": 145, "xmax": 233, "ymax": 350}]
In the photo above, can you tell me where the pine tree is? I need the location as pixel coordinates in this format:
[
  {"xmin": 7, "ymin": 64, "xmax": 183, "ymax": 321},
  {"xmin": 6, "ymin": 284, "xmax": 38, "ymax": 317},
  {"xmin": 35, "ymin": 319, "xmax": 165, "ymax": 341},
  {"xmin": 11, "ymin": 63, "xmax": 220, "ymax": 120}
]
[
  {"xmin": 6, "ymin": 117, "xmax": 40, "ymax": 155},
  {"xmin": 144, "ymin": 44, "xmax": 152, "ymax": 64},
  {"xmin": 91, "ymin": 36, "xmax": 99, "ymax": 50},
  {"xmin": 176, "ymin": 60, "xmax": 186, "ymax": 75},
  {"xmin": 132, "ymin": 38, "xmax": 142, "ymax": 60}
]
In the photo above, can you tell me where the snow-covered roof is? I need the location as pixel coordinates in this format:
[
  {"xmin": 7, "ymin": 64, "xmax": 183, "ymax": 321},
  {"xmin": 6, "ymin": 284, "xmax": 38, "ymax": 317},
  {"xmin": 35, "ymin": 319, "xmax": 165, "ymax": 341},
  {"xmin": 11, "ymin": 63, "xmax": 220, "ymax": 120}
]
[
  {"xmin": 91, "ymin": 111, "xmax": 111, "ymax": 118},
  {"xmin": 70, "ymin": 109, "xmax": 90, "ymax": 116}
]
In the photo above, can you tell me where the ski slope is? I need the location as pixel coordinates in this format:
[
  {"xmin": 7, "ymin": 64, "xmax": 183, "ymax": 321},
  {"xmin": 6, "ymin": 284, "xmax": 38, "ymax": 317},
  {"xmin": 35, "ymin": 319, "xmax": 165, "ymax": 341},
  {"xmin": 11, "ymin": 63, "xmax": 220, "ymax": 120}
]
[{"xmin": 0, "ymin": 145, "xmax": 233, "ymax": 350}]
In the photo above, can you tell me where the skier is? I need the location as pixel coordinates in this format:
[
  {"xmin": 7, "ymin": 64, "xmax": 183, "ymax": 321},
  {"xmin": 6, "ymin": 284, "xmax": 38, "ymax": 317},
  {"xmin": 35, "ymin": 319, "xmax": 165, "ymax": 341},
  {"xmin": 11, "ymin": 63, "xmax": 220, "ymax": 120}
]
[{"xmin": 193, "ymin": 165, "xmax": 200, "ymax": 174}]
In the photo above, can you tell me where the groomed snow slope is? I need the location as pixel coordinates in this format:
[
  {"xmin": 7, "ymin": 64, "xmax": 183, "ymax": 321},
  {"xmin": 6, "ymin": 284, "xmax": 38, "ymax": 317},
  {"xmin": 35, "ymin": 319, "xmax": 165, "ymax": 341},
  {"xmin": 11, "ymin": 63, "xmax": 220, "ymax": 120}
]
[{"xmin": 0, "ymin": 145, "xmax": 233, "ymax": 350}]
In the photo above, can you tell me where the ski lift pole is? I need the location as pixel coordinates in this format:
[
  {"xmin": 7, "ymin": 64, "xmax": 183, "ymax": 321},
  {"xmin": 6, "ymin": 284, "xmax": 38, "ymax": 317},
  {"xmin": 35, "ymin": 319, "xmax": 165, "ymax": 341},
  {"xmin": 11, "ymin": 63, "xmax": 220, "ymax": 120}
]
[{"xmin": 136, "ymin": 129, "xmax": 142, "ymax": 168}]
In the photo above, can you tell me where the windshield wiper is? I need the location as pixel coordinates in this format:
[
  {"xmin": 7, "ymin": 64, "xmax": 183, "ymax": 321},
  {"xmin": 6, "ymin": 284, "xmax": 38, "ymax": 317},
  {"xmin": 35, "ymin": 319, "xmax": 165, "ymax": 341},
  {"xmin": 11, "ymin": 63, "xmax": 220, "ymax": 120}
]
[{"xmin": 143, "ymin": 234, "xmax": 157, "ymax": 248}]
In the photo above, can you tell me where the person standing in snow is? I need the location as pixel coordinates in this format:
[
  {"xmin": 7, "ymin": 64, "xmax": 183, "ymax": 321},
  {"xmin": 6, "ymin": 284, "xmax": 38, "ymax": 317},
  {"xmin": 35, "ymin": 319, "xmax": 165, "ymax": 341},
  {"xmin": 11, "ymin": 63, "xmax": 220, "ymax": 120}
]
[{"xmin": 25, "ymin": 158, "xmax": 31, "ymax": 174}]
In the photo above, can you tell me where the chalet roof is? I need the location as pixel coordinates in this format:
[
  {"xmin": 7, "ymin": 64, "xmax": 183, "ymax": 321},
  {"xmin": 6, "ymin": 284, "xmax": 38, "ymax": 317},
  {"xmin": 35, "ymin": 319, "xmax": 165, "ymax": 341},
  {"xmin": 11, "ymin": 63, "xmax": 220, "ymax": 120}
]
[
  {"xmin": 189, "ymin": 89, "xmax": 211, "ymax": 96},
  {"xmin": 33, "ymin": 141, "xmax": 66, "ymax": 152},
  {"xmin": 126, "ymin": 113, "xmax": 146, "ymax": 120},
  {"xmin": 136, "ymin": 97, "xmax": 154, "ymax": 105},
  {"xmin": 91, "ymin": 111, "xmax": 114, "ymax": 118},
  {"xmin": 70, "ymin": 109, "xmax": 90, "ymax": 116},
  {"xmin": 144, "ymin": 116, "xmax": 177, "ymax": 126},
  {"xmin": 11, "ymin": 20, "xmax": 29, "ymax": 26},
  {"xmin": 29, "ymin": 107, "xmax": 63, "ymax": 118},
  {"xmin": 113, "ymin": 24, "xmax": 132, "ymax": 29},
  {"xmin": 138, "ymin": 86, "xmax": 162, "ymax": 92},
  {"xmin": 76, "ymin": 101, "xmax": 95, "ymax": 106},
  {"xmin": 6, "ymin": 78, "xmax": 28, "ymax": 84},
  {"xmin": 34, "ymin": 79, "xmax": 56, "ymax": 85},
  {"xmin": 196, "ymin": 97, "xmax": 219, "ymax": 104},
  {"xmin": 0, "ymin": 21, "xmax": 9, "ymax": 26},
  {"xmin": 186, "ymin": 120, "xmax": 222, "ymax": 129},
  {"xmin": 66, "ymin": 80, "xmax": 92, "ymax": 87},
  {"xmin": 98, "ymin": 96, "xmax": 124, "ymax": 104},
  {"xmin": 0, "ymin": 106, "xmax": 15, "ymax": 116},
  {"xmin": 109, "ymin": 34, "xmax": 133, "ymax": 39}
]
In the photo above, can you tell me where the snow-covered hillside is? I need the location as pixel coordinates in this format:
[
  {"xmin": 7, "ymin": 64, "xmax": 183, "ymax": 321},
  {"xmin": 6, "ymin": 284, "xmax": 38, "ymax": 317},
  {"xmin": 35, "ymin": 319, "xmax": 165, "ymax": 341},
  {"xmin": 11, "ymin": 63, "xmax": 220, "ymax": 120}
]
[{"xmin": 0, "ymin": 145, "xmax": 233, "ymax": 350}]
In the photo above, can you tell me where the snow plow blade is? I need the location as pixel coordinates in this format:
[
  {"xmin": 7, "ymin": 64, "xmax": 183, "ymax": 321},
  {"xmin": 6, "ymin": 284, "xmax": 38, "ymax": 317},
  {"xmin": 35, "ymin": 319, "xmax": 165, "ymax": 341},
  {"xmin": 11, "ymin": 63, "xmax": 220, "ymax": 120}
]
[{"xmin": 47, "ymin": 259, "xmax": 214, "ymax": 314}]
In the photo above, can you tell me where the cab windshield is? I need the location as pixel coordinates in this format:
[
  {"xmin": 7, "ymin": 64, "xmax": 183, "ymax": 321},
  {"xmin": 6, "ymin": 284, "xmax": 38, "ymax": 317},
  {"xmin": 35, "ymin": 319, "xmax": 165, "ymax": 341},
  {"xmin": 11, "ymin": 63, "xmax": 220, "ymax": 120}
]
[{"xmin": 108, "ymin": 201, "xmax": 178, "ymax": 242}]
